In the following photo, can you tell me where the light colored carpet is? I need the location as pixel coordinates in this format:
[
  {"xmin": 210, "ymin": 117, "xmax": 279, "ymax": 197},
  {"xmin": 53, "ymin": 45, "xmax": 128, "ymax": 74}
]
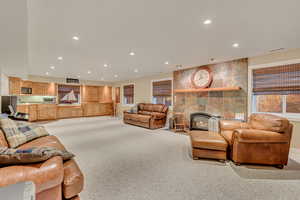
[{"xmin": 43, "ymin": 117, "xmax": 300, "ymax": 200}]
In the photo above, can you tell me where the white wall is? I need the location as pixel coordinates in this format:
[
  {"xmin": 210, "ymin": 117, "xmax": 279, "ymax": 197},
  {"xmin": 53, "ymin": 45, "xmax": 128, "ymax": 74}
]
[{"xmin": 0, "ymin": 0, "xmax": 28, "ymax": 78}]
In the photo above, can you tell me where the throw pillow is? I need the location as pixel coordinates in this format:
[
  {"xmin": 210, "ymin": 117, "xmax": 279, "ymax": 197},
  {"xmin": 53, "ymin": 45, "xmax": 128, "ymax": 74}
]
[
  {"xmin": 0, "ymin": 118, "xmax": 49, "ymax": 148},
  {"xmin": 0, "ymin": 146, "xmax": 74, "ymax": 165}
]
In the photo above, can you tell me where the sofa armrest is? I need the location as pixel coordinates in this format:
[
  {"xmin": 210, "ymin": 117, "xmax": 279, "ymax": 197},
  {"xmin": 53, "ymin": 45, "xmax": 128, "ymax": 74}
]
[
  {"xmin": 233, "ymin": 129, "xmax": 290, "ymax": 143},
  {"xmin": 219, "ymin": 120, "xmax": 249, "ymax": 131},
  {"xmin": 0, "ymin": 156, "xmax": 64, "ymax": 193},
  {"xmin": 151, "ymin": 112, "xmax": 166, "ymax": 120}
]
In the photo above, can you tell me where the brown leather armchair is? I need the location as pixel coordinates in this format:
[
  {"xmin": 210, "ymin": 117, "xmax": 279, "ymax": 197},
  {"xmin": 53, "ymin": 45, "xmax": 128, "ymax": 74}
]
[
  {"xmin": 0, "ymin": 130, "xmax": 84, "ymax": 200},
  {"xmin": 220, "ymin": 113, "xmax": 293, "ymax": 168},
  {"xmin": 123, "ymin": 103, "xmax": 168, "ymax": 129}
]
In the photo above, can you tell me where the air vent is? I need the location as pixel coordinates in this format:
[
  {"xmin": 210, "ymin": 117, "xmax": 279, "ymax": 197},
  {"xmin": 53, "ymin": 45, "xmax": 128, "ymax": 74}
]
[
  {"xmin": 269, "ymin": 48, "xmax": 285, "ymax": 53},
  {"xmin": 66, "ymin": 78, "xmax": 80, "ymax": 84}
]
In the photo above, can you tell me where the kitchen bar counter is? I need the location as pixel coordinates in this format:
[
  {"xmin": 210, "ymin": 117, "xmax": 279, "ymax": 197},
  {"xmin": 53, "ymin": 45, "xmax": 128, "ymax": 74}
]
[{"xmin": 17, "ymin": 102, "xmax": 113, "ymax": 122}]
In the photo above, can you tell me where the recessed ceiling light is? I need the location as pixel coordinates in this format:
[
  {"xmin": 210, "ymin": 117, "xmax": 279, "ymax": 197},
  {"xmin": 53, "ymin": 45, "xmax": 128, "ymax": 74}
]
[
  {"xmin": 57, "ymin": 56, "xmax": 63, "ymax": 61},
  {"xmin": 134, "ymin": 69, "xmax": 138, "ymax": 73},
  {"xmin": 114, "ymin": 74, "xmax": 118, "ymax": 78},
  {"xmin": 203, "ymin": 19, "xmax": 212, "ymax": 25},
  {"xmin": 50, "ymin": 65, "xmax": 55, "ymax": 70},
  {"xmin": 72, "ymin": 36, "xmax": 79, "ymax": 41},
  {"xmin": 232, "ymin": 43, "xmax": 239, "ymax": 48},
  {"xmin": 164, "ymin": 61, "xmax": 169, "ymax": 65},
  {"xmin": 87, "ymin": 70, "xmax": 91, "ymax": 74},
  {"xmin": 129, "ymin": 52, "xmax": 135, "ymax": 56},
  {"xmin": 104, "ymin": 64, "xmax": 108, "ymax": 67},
  {"xmin": 46, "ymin": 72, "xmax": 49, "ymax": 75},
  {"xmin": 77, "ymin": 75, "xmax": 80, "ymax": 78}
]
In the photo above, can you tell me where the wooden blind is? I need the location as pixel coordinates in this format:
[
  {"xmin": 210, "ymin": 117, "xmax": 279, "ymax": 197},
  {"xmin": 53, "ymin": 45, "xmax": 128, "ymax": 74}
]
[
  {"xmin": 253, "ymin": 63, "xmax": 300, "ymax": 95},
  {"xmin": 152, "ymin": 80, "xmax": 172, "ymax": 96},
  {"xmin": 124, "ymin": 85, "xmax": 134, "ymax": 97}
]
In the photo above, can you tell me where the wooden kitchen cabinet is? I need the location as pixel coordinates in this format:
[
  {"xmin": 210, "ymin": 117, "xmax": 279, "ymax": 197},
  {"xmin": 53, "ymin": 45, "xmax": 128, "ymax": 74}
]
[
  {"xmin": 83, "ymin": 103, "xmax": 100, "ymax": 116},
  {"xmin": 9, "ymin": 77, "xmax": 21, "ymax": 95},
  {"xmin": 99, "ymin": 86, "xmax": 112, "ymax": 103},
  {"xmin": 16, "ymin": 104, "xmax": 38, "ymax": 122},
  {"xmin": 82, "ymin": 85, "xmax": 99, "ymax": 102},
  {"xmin": 17, "ymin": 105, "xmax": 29, "ymax": 113},
  {"xmin": 32, "ymin": 82, "xmax": 50, "ymax": 96},
  {"xmin": 37, "ymin": 104, "xmax": 57, "ymax": 120},
  {"xmin": 99, "ymin": 103, "xmax": 113, "ymax": 115},
  {"xmin": 57, "ymin": 106, "xmax": 83, "ymax": 119}
]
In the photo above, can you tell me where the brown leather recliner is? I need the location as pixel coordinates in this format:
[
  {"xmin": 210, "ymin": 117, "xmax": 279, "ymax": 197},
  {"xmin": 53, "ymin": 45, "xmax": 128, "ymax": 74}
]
[
  {"xmin": 0, "ymin": 130, "xmax": 84, "ymax": 200},
  {"xmin": 123, "ymin": 103, "xmax": 168, "ymax": 129},
  {"xmin": 220, "ymin": 113, "xmax": 293, "ymax": 168}
]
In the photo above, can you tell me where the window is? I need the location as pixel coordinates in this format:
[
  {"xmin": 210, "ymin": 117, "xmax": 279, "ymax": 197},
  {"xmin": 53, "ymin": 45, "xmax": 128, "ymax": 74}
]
[
  {"xmin": 123, "ymin": 84, "xmax": 134, "ymax": 104},
  {"xmin": 252, "ymin": 63, "xmax": 300, "ymax": 118},
  {"xmin": 152, "ymin": 80, "xmax": 172, "ymax": 106}
]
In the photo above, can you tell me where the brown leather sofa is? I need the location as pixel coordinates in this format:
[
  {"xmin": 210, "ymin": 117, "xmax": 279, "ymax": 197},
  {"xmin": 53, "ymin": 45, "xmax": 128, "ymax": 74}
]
[
  {"xmin": 0, "ymin": 131, "xmax": 84, "ymax": 200},
  {"xmin": 123, "ymin": 103, "xmax": 168, "ymax": 129},
  {"xmin": 220, "ymin": 113, "xmax": 293, "ymax": 168}
]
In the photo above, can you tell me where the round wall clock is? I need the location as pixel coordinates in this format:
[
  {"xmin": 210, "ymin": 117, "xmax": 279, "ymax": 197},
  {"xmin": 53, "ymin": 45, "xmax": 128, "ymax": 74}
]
[{"xmin": 191, "ymin": 67, "xmax": 213, "ymax": 88}]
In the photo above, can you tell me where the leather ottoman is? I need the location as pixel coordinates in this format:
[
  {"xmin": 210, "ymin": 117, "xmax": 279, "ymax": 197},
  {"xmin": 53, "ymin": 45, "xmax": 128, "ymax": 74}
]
[{"xmin": 190, "ymin": 131, "xmax": 228, "ymax": 162}]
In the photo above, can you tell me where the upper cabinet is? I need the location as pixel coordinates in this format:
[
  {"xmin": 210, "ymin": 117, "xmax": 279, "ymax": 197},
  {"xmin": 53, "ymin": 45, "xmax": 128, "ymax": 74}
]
[
  {"xmin": 99, "ymin": 86, "xmax": 112, "ymax": 103},
  {"xmin": 9, "ymin": 77, "xmax": 21, "ymax": 95},
  {"xmin": 9, "ymin": 77, "xmax": 57, "ymax": 96},
  {"xmin": 81, "ymin": 85, "xmax": 99, "ymax": 102}
]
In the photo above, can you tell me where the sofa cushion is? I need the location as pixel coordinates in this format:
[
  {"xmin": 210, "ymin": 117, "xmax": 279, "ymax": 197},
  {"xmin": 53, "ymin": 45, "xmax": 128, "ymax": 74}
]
[
  {"xmin": 190, "ymin": 131, "xmax": 228, "ymax": 151},
  {"xmin": 63, "ymin": 159, "xmax": 84, "ymax": 199},
  {"xmin": 249, "ymin": 113, "xmax": 289, "ymax": 133},
  {"xmin": 151, "ymin": 112, "xmax": 166, "ymax": 119},
  {"xmin": 0, "ymin": 118, "xmax": 49, "ymax": 148},
  {"xmin": 18, "ymin": 135, "xmax": 66, "ymax": 151},
  {"xmin": 138, "ymin": 111, "xmax": 152, "ymax": 115},
  {"xmin": 124, "ymin": 113, "xmax": 151, "ymax": 123},
  {"xmin": 0, "ymin": 146, "xmax": 74, "ymax": 165}
]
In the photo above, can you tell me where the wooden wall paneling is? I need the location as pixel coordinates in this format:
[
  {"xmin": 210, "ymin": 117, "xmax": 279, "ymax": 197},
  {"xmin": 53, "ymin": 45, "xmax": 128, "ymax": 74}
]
[
  {"xmin": 82, "ymin": 85, "xmax": 99, "ymax": 102},
  {"xmin": 9, "ymin": 77, "xmax": 21, "ymax": 95},
  {"xmin": 57, "ymin": 106, "xmax": 83, "ymax": 119},
  {"xmin": 99, "ymin": 86, "xmax": 112, "ymax": 103},
  {"xmin": 47, "ymin": 83, "xmax": 57, "ymax": 96},
  {"xmin": 17, "ymin": 105, "xmax": 29, "ymax": 113}
]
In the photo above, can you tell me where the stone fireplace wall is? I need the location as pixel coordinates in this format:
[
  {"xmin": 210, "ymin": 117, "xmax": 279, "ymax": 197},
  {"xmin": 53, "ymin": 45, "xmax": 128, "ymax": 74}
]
[{"xmin": 173, "ymin": 58, "xmax": 248, "ymax": 125}]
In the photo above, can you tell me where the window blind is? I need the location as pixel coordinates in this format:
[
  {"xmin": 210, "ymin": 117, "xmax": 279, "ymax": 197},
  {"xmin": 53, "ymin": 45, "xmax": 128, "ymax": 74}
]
[
  {"xmin": 124, "ymin": 85, "xmax": 134, "ymax": 96},
  {"xmin": 253, "ymin": 63, "xmax": 300, "ymax": 95},
  {"xmin": 152, "ymin": 80, "xmax": 172, "ymax": 96}
]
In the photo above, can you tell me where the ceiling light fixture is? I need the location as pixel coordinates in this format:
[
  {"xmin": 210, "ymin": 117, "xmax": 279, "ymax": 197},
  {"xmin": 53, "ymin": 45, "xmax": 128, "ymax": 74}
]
[
  {"xmin": 104, "ymin": 64, "xmax": 108, "ymax": 67},
  {"xmin": 57, "ymin": 56, "xmax": 63, "ymax": 61},
  {"xmin": 203, "ymin": 19, "xmax": 212, "ymax": 25},
  {"xmin": 134, "ymin": 69, "xmax": 138, "ymax": 73},
  {"xmin": 72, "ymin": 36, "xmax": 79, "ymax": 41},
  {"xmin": 50, "ymin": 65, "xmax": 55, "ymax": 70},
  {"xmin": 87, "ymin": 70, "xmax": 91, "ymax": 74},
  {"xmin": 164, "ymin": 61, "xmax": 169, "ymax": 65},
  {"xmin": 114, "ymin": 74, "xmax": 118, "ymax": 78},
  {"xmin": 46, "ymin": 72, "xmax": 49, "ymax": 75},
  {"xmin": 129, "ymin": 52, "xmax": 135, "ymax": 56},
  {"xmin": 232, "ymin": 43, "xmax": 239, "ymax": 48}
]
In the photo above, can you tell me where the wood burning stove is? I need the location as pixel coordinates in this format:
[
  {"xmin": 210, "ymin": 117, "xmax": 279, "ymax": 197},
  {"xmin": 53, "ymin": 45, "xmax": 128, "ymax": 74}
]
[{"xmin": 190, "ymin": 112, "xmax": 221, "ymax": 132}]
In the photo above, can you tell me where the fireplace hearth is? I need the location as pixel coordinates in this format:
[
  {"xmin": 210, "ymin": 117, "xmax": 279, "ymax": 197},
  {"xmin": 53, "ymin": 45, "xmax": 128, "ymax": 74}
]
[{"xmin": 190, "ymin": 112, "xmax": 221, "ymax": 132}]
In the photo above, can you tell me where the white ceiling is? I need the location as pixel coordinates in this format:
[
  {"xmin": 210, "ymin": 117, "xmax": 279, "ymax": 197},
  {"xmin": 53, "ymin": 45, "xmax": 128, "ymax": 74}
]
[{"xmin": 26, "ymin": 0, "xmax": 300, "ymax": 82}]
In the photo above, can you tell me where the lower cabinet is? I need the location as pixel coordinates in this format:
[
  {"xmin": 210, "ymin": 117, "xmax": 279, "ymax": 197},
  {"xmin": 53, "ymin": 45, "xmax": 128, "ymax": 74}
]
[
  {"xmin": 57, "ymin": 106, "xmax": 83, "ymax": 119},
  {"xmin": 37, "ymin": 104, "xmax": 57, "ymax": 120},
  {"xmin": 83, "ymin": 103, "xmax": 113, "ymax": 116}
]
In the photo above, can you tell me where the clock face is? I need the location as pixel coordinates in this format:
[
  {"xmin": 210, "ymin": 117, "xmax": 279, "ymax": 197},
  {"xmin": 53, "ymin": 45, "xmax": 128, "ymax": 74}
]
[{"xmin": 191, "ymin": 68, "xmax": 212, "ymax": 88}]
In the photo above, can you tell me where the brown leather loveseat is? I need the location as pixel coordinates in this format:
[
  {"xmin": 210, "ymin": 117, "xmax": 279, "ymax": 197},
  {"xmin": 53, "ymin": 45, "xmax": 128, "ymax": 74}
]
[
  {"xmin": 123, "ymin": 103, "xmax": 168, "ymax": 129},
  {"xmin": 220, "ymin": 113, "xmax": 293, "ymax": 168},
  {"xmin": 0, "ymin": 130, "xmax": 84, "ymax": 200}
]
